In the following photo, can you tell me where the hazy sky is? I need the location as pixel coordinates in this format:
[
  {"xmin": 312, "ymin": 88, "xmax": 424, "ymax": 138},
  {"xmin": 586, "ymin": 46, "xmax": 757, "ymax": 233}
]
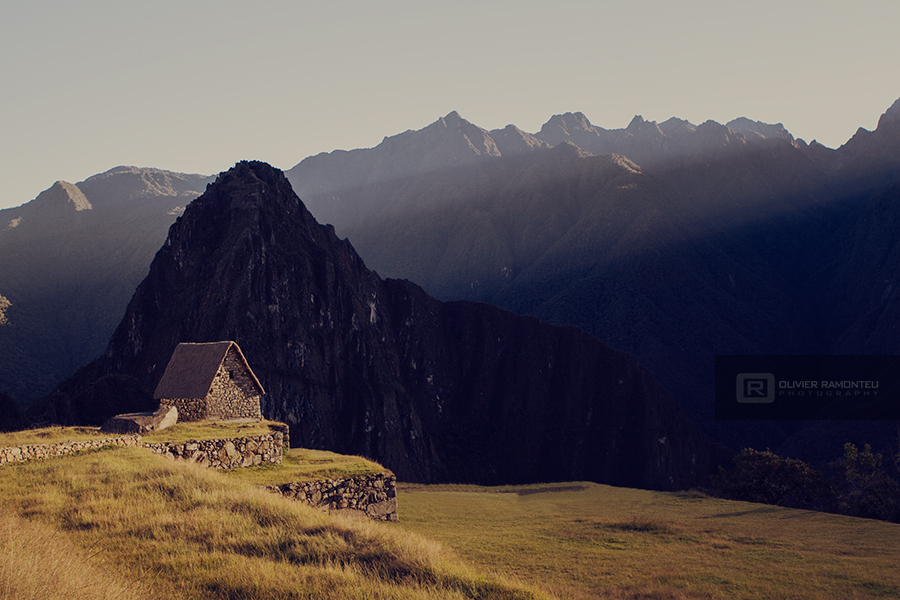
[{"xmin": 2, "ymin": 0, "xmax": 898, "ymax": 209}]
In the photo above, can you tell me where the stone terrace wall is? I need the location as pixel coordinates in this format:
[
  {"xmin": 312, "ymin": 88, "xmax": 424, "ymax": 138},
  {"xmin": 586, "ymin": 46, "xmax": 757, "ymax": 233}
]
[
  {"xmin": 263, "ymin": 473, "xmax": 398, "ymax": 521},
  {"xmin": 0, "ymin": 435, "xmax": 142, "ymax": 466},
  {"xmin": 145, "ymin": 432, "xmax": 283, "ymax": 469}
]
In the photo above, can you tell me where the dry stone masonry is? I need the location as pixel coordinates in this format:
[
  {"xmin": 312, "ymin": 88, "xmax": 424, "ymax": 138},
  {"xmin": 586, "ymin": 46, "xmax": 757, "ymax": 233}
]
[
  {"xmin": 159, "ymin": 397, "xmax": 206, "ymax": 422},
  {"xmin": 154, "ymin": 341, "xmax": 265, "ymax": 422},
  {"xmin": 206, "ymin": 355, "xmax": 263, "ymax": 420},
  {"xmin": 263, "ymin": 473, "xmax": 398, "ymax": 521},
  {"xmin": 0, "ymin": 435, "xmax": 142, "ymax": 465},
  {"xmin": 144, "ymin": 432, "xmax": 284, "ymax": 469}
]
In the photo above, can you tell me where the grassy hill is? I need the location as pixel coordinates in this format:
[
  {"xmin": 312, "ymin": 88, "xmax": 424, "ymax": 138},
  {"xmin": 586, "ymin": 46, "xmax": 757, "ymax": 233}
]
[
  {"xmin": 0, "ymin": 442, "xmax": 544, "ymax": 599},
  {"xmin": 2, "ymin": 431, "xmax": 899, "ymax": 599}
]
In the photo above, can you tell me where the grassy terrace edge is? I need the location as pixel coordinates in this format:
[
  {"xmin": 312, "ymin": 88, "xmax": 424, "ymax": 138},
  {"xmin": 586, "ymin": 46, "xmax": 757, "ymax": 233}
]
[{"xmin": 0, "ymin": 422, "xmax": 388, "ymax": 484}]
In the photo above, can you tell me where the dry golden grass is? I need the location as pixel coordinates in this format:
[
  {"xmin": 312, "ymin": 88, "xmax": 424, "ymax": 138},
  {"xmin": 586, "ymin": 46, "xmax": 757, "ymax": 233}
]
[
  {"xmin": 397, "ymin": 483, "xmax": 900, "ymax": 600},
  {"xmin": 9, "ymin": 425, "xmax": 897, "ymax": 599},
  {"xmin": 0, "ymin": 447, "xmax": 545, "ymax": 600},
  {"xmin": 0, "ymin": 510, "xmax": 153, "ymax": 600}
]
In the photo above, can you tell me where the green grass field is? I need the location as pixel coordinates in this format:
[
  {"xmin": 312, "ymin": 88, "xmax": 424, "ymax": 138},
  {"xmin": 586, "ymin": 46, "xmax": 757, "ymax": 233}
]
[
  {"xmin": 396, "ymin": 483, "xmax": 900, "ymax": 599},
  {"xmin": 3, "ymin": 427, "xmax": 900, "ymax": 599}
]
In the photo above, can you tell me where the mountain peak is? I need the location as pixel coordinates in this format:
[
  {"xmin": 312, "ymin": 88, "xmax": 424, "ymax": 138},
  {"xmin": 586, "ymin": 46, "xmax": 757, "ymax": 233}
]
[
  {"xmin": 76, "ymin": 166, "xmax": 211, "ymax": 205},
  {"xmin": 837, "ymin": 97, "xmax": 900, "ymax": 165},
  {"xmin": 627, "ymin": 115, "xmax": 646, "ymax": 130},
  {"xmin": 32, "ymin": 180, "xmax": 92, "ymax": 212},
  {"xmin": 44, "ymin": 160, "xmax": 709, "ymax": 488},
  {"xmin": 488, "ymin": 124, "xmax": 549, "ymax": 155},
  {"xmin": 877, "ymin": 97, "xmax": 900, "ymax": 128},
  {"xmin": 726, "ymin": 117, "xmax": 794, "ymax": 143},
  {"xmin": 536, "ymin": 112, "xmax": 599, "ymax": 148},
  {"xmin": 546, "ymin": 112, "xmax": 594, "ymax": 132},
  {"xmin": 626, "ymin": 115, "xmax": 665, "ymax": 138},
  {"xmin": 659, "ymin": 117, "xmax": 697, "ymax": 138},
  {"xmin": 184, "ymin": 160, "xmax": 307, "ymax": 226}
]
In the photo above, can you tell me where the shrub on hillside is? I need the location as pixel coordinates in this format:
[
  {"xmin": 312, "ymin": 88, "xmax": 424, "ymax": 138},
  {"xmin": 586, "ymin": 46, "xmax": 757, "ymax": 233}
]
[
  {"xmin": 712, "ymin": 445, "xmax": 900, "ymax": 523},
  {"xmin": 832, "ymin": 442, "xmax": 900, "ymax": 522},
  {"xmin": 710, "ymin": 448, "xmax": 838, "ymax": 512}
]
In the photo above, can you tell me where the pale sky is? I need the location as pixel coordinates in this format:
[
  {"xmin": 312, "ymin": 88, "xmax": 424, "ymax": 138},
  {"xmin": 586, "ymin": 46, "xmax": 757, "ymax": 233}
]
[{"xmin": 2, "ymin": 0, "xmax": 898, "ymax": 209}]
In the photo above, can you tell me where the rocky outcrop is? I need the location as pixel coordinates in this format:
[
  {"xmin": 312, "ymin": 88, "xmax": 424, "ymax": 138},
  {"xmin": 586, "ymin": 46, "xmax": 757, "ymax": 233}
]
[
  {"xmin": 0, "ymin": 294, "xmax": 10, "ymax": 326},
  {"xmin": 43, "ymin": 161, "xmax": 710, "ymax": 489},
  {"xmin": 101, "ymin": 405, "xmax": 178, "ymax": 434},
  {"xmin": 264, "ymin": 473, "xmax": 398, "ymax": 521}
]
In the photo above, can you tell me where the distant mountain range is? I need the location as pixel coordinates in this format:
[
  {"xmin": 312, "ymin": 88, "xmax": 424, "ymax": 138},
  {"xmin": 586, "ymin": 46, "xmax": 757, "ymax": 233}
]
[
  {"xmin": 285, "ymin": 98, "xmax": 900, "ymax": 460},
  {"xmin": 0, "ymin": 168, "xmax": 212, "ymax": 407},
  {"xmin": 4, "ymin": 100, "xmax": 900, "ymax": 466},
  {"xmin": 33, "ymin": 162, "xmax": 709, "ymax": 488},
  {"xmin": 284, "ymin": 108, "xmax": 824, "ymax": 231}
]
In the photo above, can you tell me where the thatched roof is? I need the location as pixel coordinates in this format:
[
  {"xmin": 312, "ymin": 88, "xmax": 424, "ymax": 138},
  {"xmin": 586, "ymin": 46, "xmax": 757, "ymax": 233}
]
[{"xmin": 152, "ymin": 341, "xmax": 265, "ymax": 400}]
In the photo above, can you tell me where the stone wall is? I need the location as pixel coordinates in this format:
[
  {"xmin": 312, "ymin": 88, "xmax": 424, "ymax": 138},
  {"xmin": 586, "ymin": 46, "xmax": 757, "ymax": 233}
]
[
  {"xmin": 263, "ymin": 473, "xmax": 398, "ymax": 521},
  {"xmin": 0, "ymin": 435, "xmax": 142, "ymax": 466},
  {"xmin": 145, "ymin": 432, "xmax": 283, "ymax": 469},
  {"xmin": 207, "ymin": 350, "xmax": 263, "ymax": 420},
  {"xmin": 159, "ymin": 397, "xmax": 206, "ymax": 421}
]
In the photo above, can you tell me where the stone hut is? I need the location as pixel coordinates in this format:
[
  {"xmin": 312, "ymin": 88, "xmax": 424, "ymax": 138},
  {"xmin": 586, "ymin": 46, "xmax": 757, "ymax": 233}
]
[{"xmin": 153, "ymin": 341, "xmax": 264, "ymax": 421}]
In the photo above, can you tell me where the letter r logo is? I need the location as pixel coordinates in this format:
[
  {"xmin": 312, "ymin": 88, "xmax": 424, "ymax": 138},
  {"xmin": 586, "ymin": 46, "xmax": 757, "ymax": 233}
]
[
  {"xmin": 746, "ymin": 380, "xmax": 765, "ymax": 395},
  {"xmin": 737, "ymin": 373, "xmax": 775, "ymax": 403}
]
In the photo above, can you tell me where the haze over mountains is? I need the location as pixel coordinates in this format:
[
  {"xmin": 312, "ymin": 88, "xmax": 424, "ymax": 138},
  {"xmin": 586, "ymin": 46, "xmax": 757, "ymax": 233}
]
[
  {"xmin": 3, "ymin": 99, "xmax": 900, "ymax": 467},
  {"xmin": 34, "ymin": 161, "xmax": 708, "ymax": 488},
  {"xmin": 0, "ymin": 168, "xmax": 212, "ymax": 407},
  {"xmin": 284, "ymin": 108, "xmax": 821, "ymax": 231},
  {"xmin": 284, "ymin": 99, "xmax": 900, "ymax": 458}
]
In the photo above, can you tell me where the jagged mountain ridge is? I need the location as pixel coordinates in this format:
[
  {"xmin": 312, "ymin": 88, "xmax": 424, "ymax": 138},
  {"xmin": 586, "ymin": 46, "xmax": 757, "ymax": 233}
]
[
  {"xmin": 284, "ymin": 98, "xmax": 900, "ymax": 460},
  {"xmin": 0, "ymin": 167, "xmax": 212, "ymax": 406},
  {"xmin": 285, "ymin": 108, "xmax": 806, "ymax": 232},
  {"xmin": 2, "ymin": 106, "xmax": 787, "ymax": 411},
  {"xmin": 38, "ymin": 161, "xmax": 710, "ymax": 489}
]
